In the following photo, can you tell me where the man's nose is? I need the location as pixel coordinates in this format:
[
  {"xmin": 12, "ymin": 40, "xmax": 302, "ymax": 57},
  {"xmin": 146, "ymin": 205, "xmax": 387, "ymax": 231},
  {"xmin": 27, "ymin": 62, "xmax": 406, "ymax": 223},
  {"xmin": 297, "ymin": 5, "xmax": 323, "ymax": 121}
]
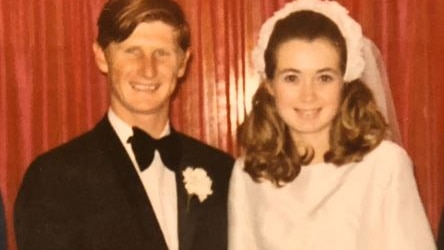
[{"xmin": 140, "ymin": 55, "xmax": 157, "ymax": 78}]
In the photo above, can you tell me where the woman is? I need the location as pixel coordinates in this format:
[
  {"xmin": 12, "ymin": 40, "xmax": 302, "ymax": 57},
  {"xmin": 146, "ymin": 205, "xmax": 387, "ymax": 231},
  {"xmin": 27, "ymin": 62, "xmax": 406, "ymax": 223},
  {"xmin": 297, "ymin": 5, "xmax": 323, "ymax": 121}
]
[
  {"xmin": 438, "ymin": 210, "xmax": 444, "ymax": 250},
  {"xmin": 228, "ymin": 0, "xmax": 436, "ymax": 249}
]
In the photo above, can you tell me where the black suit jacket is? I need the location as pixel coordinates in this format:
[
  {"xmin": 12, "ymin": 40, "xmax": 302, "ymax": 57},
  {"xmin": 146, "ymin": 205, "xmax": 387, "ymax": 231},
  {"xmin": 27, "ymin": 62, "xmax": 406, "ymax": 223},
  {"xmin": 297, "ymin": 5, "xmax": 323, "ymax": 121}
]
[
  {"xmin": 15, "ymin": 117, "xmax": 234, "ymax": 250},
  {"xmin": 0, "ymin": 194, "xmax": 6, "ymax": 250}
]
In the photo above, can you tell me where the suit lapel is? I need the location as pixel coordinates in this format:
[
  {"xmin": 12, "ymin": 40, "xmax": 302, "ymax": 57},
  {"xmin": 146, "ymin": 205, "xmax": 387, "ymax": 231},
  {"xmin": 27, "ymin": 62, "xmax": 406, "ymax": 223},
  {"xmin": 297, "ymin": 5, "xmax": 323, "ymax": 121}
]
[
  {"xmin": 174, "ymin": 132, "xmax": 198, "ymax": 250},
  {"xmin": 95, "ymin": 117, "xmax": 169, "ymax": 249}
]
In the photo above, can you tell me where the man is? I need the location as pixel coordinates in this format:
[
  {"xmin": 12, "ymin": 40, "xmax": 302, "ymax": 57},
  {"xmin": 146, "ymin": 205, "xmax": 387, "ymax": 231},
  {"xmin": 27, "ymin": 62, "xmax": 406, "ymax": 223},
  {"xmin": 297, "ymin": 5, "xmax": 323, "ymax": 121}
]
[
  {"xmin": 0, "ymin": 195, "xmax": 5, "ymax": 250},
  {"xmin": 14, "ymin": 0, "xmax": 233, "ymax": 249}
]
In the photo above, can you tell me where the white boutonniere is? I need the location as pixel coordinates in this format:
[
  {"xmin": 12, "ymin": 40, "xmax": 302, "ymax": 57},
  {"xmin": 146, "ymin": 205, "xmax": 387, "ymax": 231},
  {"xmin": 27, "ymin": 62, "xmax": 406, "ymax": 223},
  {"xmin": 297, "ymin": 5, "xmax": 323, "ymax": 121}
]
[{"xmin": 182, "ymin": 167, "xmax": 213, "ymax": 208}]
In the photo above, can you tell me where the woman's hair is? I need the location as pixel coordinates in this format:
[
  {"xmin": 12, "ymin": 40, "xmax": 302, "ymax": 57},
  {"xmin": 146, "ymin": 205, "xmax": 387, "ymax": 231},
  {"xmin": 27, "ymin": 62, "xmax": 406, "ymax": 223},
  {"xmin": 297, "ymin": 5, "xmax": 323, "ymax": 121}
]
[
  {"xmin": 238, "ymin": 11, "xmax": 386, "ymax": 186},
  {"xmin": 96, "ymin": 0, "xmax": 190, "ymax": 51},
  {"xmin": 264, "ymin": 10, "xmax": 347, "ymax": 79}
]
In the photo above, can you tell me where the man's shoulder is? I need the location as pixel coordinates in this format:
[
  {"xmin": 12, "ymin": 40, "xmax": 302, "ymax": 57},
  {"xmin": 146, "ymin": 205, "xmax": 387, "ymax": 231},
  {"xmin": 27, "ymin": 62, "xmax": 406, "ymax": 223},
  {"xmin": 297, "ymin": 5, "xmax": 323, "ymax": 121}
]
[
  {"xmin": 175, "ymin": 132, "xmax": 234, "ymax": 182},
  {"xmin": 176, "ymin": 132, "xmax": 233, "ymax": 162},
  {"xmin": 36, "ymin": 128, "xmax": 98, "ymax": 162},
  {"xmin": 28, "ymin": 118, "xmax": 112, "ymax": 174}
]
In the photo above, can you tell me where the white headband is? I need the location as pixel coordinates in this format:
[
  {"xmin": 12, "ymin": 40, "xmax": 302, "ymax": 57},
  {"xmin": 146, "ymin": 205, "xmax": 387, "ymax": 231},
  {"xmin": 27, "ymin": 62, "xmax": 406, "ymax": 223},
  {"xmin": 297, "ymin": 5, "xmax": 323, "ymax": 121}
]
[{"xmin": 252, "ymin": 0, "xmax": 366, "ymax": 82}]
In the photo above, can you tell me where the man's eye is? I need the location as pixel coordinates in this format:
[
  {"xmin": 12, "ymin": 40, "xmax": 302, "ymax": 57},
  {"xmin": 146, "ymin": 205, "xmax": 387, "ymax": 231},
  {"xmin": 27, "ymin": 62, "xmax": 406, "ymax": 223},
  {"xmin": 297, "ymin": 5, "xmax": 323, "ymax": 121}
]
[
  {"xmin": 125, "ymin": 47, "xmax": 141, "ymax": 55},
  {"xmin": 154, "ymin": 49, "xmax": 170, "ymax": 57}
]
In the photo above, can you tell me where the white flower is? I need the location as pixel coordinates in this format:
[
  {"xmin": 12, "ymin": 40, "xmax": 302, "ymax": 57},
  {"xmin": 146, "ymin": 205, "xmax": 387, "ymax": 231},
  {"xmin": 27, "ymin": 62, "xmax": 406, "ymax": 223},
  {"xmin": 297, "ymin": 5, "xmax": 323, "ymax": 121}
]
[
  {"xmin": 182, "ymin": 167, "xmax": 213, "ymax": 202},
  {"xmin": 253, "ymin": 0, "xmax": 365, "ymax": 82}
]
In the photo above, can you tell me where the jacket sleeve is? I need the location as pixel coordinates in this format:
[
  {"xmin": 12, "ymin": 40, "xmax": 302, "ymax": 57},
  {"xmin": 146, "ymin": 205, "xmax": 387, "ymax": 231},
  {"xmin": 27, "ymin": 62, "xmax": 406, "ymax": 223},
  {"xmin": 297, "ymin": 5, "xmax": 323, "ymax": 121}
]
[
  {"xmin": 0, "ymin": 193, "xmax": 6, "ymax": 250},
  {"xmin": 14, "ymin": 157, "xmax": 84, "ymax": 250}
]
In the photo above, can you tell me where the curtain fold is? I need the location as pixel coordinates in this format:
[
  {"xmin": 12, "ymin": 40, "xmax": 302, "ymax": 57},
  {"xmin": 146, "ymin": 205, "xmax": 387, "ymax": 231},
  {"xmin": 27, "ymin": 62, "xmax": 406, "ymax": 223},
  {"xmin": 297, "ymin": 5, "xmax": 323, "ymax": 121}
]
[{"xmin": 1, "ymin": 0, "xmax": 442, "ymax": 248}]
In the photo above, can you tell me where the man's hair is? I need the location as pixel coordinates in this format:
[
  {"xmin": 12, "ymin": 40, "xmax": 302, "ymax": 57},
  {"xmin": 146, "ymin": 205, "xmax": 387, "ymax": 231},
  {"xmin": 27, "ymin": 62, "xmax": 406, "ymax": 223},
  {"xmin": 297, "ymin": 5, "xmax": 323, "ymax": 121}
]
[
  {"xmin": 238, "ymin": 11, "xmax": 386, "ymax": 186},
  {"xmin": 96, "ymin": 0, "xmax": 190, "ymax": 50}
]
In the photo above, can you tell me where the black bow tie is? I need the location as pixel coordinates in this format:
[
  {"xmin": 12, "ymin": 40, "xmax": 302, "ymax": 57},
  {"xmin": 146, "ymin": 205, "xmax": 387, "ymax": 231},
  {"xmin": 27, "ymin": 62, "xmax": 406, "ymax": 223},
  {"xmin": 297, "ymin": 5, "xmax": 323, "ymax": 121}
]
[{"xmin": 127, "ymin": 127, "xmax": 182, "ymax": 172}]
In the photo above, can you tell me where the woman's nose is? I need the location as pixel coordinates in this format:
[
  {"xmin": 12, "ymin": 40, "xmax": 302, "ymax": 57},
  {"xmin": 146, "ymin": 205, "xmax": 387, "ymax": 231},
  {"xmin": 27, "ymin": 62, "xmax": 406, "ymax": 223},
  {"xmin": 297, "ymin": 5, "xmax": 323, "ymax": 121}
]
[{"xmin": 299, "ymin": 81, "xmax": 317, "ymax": 102}]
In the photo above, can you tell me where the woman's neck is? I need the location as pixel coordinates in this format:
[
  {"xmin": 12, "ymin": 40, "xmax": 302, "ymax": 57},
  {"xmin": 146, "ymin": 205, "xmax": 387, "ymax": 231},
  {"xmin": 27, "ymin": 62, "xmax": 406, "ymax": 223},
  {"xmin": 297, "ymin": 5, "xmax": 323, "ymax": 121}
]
[{"xmin": 292, "ymin": 131, "xmax": 330, "ymax": 165}]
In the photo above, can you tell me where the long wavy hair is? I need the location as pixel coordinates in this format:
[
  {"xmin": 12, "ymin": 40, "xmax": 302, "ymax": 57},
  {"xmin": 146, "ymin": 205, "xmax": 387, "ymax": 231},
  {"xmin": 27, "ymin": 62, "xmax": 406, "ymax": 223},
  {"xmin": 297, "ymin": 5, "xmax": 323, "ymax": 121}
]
[{"xmin": 238, "ymin": 11, "xmax": 386, "ymax": 186}]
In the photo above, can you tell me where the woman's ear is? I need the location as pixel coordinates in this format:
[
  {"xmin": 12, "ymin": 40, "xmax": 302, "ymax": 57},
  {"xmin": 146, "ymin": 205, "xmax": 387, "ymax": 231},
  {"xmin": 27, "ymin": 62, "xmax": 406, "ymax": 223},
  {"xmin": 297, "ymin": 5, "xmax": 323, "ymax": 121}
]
[
  {"xmin": 264, "ymin": 80, "xmax": 275, "ymax": 97},
  {"xmin": 92, "ymin": 42, "xmax": 109, "ymax": 73}
]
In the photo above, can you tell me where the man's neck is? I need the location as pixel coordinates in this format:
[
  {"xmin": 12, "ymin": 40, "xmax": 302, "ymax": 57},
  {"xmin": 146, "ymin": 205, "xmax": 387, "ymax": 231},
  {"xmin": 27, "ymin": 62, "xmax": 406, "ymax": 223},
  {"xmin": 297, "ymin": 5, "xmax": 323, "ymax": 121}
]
[{"xmin": 110, "ymin": 107, "xmax": 170, "ymax": 139}]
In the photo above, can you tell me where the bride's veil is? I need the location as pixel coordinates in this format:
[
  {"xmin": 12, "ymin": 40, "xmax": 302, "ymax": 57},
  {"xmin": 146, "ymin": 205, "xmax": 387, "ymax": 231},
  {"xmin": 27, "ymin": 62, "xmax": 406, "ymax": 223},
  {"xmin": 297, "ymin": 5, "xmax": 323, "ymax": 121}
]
[{"xmin": 360, "ymin": 38, "xmax": 402, "ymax": 144}]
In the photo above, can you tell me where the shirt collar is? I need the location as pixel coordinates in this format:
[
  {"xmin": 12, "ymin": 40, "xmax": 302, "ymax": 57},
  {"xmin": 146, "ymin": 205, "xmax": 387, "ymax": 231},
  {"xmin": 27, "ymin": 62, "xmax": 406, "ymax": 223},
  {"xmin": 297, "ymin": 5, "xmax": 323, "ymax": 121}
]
[{"xmin": 107, "ymin": 108, "xmax": 171, "ymax": 144}]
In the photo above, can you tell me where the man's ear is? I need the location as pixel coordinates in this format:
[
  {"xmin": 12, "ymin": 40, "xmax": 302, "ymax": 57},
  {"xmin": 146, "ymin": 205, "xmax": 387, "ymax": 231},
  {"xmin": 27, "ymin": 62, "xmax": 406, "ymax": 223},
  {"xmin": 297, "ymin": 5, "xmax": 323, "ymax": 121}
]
[
  {"xmin": 177, "ymin": 49, "xmax": 191, "ymax": 78},
  {"xmin": 92, "ymin": 42, "xmax": 109, "ymax": 74}
]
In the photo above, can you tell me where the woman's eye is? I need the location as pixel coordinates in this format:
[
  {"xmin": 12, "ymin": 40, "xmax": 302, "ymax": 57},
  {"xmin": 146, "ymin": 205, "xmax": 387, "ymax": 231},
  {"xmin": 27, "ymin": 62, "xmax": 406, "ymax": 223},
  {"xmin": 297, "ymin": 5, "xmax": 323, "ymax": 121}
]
[
  {"xmin": 283, "ymin": 74, "xmax": 298, "ymax": 83},
  {"xmin": 319, "ymin": 74, "xmax": 334, "ymax": 83}
]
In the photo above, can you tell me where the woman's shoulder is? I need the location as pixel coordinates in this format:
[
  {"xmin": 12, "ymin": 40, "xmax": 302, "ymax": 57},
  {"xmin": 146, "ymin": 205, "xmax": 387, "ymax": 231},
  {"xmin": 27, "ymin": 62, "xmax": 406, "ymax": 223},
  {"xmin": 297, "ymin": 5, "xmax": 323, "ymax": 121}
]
[
  {"xmin": 231, "ymin": 156, "xmax": 274, "ymax": 188},
  {"xmin": 231, "ymin": 156, "xmax": 251, "ymax": 183},
  {"xmin": 360, "ymin": 140, "xmax": 414, "ymax": 188},
  {"xmin": 367, "ymin": 140, "xmax": 411, "ymax": 163},
  {"xmin": 233, "ymin": 156, "xmax": 246, "ymax": 171}
]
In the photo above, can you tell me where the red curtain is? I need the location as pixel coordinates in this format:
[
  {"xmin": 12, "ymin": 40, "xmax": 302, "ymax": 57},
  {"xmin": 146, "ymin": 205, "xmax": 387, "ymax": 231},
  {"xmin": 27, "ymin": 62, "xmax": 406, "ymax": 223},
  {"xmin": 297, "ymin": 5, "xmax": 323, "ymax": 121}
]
[{"xmin": 1, "ymin": 0, "xmax": 443, "ymax": 249}]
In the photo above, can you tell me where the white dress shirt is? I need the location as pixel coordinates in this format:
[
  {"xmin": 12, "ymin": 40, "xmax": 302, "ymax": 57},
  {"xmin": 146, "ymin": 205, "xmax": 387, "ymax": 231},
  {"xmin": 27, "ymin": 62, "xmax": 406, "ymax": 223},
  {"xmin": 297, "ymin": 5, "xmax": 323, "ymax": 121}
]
[{"xmin": 108, "ymin": 109, "xmax": 178, "ymax": 250}]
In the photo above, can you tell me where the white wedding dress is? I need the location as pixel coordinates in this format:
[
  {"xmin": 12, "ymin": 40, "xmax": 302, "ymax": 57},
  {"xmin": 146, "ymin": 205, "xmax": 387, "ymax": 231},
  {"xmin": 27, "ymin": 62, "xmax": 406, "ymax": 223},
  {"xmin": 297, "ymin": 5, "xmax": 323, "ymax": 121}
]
[{"xmin": 228, "ymin": 140, "xmax": 436, "ymax": 250}]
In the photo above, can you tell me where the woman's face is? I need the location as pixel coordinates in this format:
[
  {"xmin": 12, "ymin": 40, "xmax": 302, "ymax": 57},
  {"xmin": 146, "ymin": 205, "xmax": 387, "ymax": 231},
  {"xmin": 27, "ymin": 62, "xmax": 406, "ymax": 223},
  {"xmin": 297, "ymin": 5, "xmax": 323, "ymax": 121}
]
[{"xmin": 267, "ymin": 38, "xmax": 343, "ymax": 143}]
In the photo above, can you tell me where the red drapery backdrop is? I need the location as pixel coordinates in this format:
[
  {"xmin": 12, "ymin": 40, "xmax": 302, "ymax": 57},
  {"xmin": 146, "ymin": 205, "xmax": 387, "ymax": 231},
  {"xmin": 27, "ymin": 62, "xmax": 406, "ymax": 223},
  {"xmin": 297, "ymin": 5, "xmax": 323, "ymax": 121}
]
[{"xmin": 1, "ymin": 0, "xmax": 443, "ymax": 249}]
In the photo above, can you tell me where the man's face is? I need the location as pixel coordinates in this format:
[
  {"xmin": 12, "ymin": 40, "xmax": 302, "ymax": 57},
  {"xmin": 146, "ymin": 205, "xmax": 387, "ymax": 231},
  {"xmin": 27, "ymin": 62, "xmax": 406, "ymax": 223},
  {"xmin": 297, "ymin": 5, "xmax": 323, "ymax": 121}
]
[{"xmin": 94, "ymin": 21, "xmax": 190, "ymax": 122}]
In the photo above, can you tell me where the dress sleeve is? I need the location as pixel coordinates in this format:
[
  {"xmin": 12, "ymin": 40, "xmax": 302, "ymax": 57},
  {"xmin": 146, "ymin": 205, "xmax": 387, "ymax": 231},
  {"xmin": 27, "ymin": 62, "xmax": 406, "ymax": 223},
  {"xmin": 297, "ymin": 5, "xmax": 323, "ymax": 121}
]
[
  {"xmin": 382, "ymin": 146, "xmax": 436, "ymax": 250},
  {"xmin": 228, "ymin": 158, "xmax": 261, "ymax": 250}
]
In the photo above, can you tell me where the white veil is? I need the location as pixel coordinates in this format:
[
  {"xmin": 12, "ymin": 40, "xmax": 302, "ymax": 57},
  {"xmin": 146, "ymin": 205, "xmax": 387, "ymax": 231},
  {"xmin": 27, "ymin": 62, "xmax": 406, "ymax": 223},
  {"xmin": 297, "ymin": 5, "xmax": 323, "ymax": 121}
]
[
  {"xmin": 251, "ymin": 0, "xmax": 402, "ymax": 145},
  {"xmin": 360, "ymin": 38, "xmax": 402, "ymax": 144}
]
